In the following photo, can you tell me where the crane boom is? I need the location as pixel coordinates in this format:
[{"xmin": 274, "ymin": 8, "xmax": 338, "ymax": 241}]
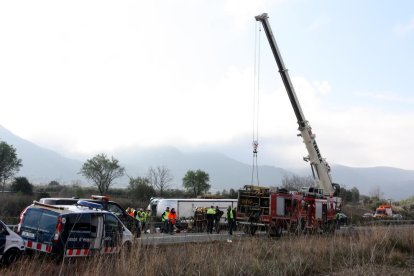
[{"xmin": 255, "ymin": 13, "xmax": 339, "ymax": 196}]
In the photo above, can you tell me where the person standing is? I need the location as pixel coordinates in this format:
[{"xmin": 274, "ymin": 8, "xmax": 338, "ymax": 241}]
[
  {"xmin": 225, "ymin": 206, "xmax": 235, "ymax": 236},
  {"xmin": 214, "ymin": 206, "xmax": 224, "ymax": 233},
  {"xmin": 161, "ymin": 207, "xmax": 170, "ymax": 233},
  {"xmin": 206, "ymin": 206, "xmax": 216, "ymax": 234},
  {"xmin": 168, "ymin": 208, "xmax": 177, "ymax": 234}
]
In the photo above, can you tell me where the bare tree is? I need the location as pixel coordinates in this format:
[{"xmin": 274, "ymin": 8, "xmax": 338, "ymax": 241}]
[
  {"xmin": 147, "ymin": 166, "xmax": 173, "ymax": 197},
  {"xmin": 281, "ymin": 174, "xmax": 314, "ymax": 191},
  {"xmin": 369, "ymin": 186, "xmax": 383, "ymax": 200}
]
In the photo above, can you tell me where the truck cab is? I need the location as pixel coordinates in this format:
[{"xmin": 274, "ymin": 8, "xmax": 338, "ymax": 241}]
[{"xmin": 374, "ymin": 204, "xmax": 393, "ymax": 218}]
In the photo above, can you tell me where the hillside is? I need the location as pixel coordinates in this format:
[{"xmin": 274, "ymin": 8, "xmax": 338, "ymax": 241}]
[{"xmin": 1, "ymin": 125, "xmax": 413, "ymax": 200}]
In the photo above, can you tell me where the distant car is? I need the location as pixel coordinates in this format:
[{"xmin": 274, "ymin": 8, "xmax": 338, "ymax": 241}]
[
  {"xmin": 39, "ymin": 196, "xmax": 141, "ymax": 237},
  {"xmin": 0, "ymin": 219, "xmax": 25, "ymax": 265},
  {"xmin": 18, "ymin": 201, "xmax": 133, "ymax": 258},
  {"xmin": 362, "ymin": 212, "xmax": 374, "ymax": 218},
  {"xmin": 392, "ymin": 214, "xmax": 403, "ymax": 220}
]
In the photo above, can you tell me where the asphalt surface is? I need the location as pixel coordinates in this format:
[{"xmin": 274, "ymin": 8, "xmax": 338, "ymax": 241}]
[
  {"xmin": 138, "ymin": 231, "xmax": 246, "ymax": 245},
  {"xmin": 137, "ymin": 224, "xmax": 414, "ymax": 246}
]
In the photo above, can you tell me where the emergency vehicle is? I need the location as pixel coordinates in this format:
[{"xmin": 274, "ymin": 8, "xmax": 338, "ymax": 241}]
[
  {"xmin": 39, "ymin": 195, "xmax": 141, "ymax": 237},
  {"xmin": 18, "ymin": 201, "xmax": 133, "ymax": 258},
  {"xmin": 236, "ymin": 14, "xmax": 342, "ymax": 236},
  {"xmin": 0, "ymin": 219, "xmax": 25, "ymax": 265},
  {"xmin": 237, "ymin": 186, "xmax": 337, "ymax": 236}
]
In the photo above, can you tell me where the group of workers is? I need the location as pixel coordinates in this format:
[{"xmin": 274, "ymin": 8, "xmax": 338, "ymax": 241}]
[
  {"xmin": 161, "ymin": 207, "xmax": 177, "ymax": 234},
  {"xmin": 126, "ymin": 205, "xmax": 236, "ymax": 236},
  {"xmin": 126, "ymin": 207, "xmax": 150, "ymax": 233},
  {"xmin": 193, "ymin": 206, "xmax": 236, "ymax": 235}
]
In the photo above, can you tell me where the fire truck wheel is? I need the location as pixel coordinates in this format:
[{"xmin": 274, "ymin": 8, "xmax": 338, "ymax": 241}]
[
  {"xmin": 275, "ymin": 226, "xmax": 283, "ymax": 237},
  {"xmin": 249, "ymin": 225, "xmax": 257, "ymax": 236},
  {"xmin": 268, "ymin": 226, "xmax": 278, "ymax": 237}
]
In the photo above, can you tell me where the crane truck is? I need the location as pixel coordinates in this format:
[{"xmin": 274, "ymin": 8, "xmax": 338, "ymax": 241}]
[{"xmin": 236, "ymin": 13, "xmax": 341, "ymax": 236}]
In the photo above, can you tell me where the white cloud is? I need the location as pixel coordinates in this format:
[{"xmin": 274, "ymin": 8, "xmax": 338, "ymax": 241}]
[
  {"xmin": 0, "ymin": 0, "xmax": 413, "ymax": 171},
  {"xmin": 394, "ymin": 17, "xmax": 414, "ymax": 35},
  {"xmin": 307, "ymin": 16, "xmax": 331, "ymax": 32},
  {"xmin": 357, "ymin": 91, "xmax": 414, "ymax": 104}
]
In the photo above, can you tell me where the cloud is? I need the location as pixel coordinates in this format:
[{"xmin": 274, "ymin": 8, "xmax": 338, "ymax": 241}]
[
  {"xmin": 357, "ymin": 91, "xmax": 414, "ymax": 104},
  {"xmin": 394, "ymin": 17, "xmax": 414, "ymax": 35},
  {"xmin": 307, "ymin": 16, "xmax": 331, "ymax": 32}
]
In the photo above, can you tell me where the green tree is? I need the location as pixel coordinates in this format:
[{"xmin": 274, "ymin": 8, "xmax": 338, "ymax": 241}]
[
  {"xmin": 229, "ymin": 188, "xmax": 238, "ymax": 199},
  {"xmin": 11, "ymin": 176, "xmax": 33, "ymax": 195},
  {"xmin": 182, "ymin": 169, "xmax": 210, "ymax": 197},
  {"xmin": 128, "ymin": 176, "xmax": 156, "ymax": 202},
  {"xmin": 0, "ymin": 141, "xmax": 22, "ymax": 193},
  {"xmin": 79, "ymin": 153, "xmax": 125, "ymax": 195}
]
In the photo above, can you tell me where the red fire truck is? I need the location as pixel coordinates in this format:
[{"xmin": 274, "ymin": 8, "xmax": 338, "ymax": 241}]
[
  {"xmin": 237, "ymin": 186, "xmax": 337, "ymax": 236},
  {"xmin": 236, "ymin": 14, "xmax": 342, "ymax": 236}
]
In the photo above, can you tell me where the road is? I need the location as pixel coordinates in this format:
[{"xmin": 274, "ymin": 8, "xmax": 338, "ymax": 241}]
[
  {"xmin": 137, "ymin": 224, "xmax": 414, "ymax": 246},
  {"xmin": 138, "ymin": 231, "xmax": 246, "ymax": 245}
]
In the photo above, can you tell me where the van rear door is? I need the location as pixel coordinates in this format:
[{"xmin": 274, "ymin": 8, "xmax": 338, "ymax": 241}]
[{"xmin": 20, "ymin": 208, "xmax": 58, "ymax": 253}]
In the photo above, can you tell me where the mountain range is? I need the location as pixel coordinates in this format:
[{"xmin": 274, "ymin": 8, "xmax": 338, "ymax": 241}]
[{"xmin": 1, "ymin": 125, "xmax": 413, "ymax": 200}]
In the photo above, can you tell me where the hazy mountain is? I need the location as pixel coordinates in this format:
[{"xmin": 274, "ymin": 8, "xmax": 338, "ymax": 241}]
[
  {"xmin": 118, "ymin": 146, "xmax": 290, "ymax": 190},
  {"xmin": 1, "ymin": 125, "xmax": 413, "ymax": 200},
  {"xmin": 331, "ymin": 165, "xmax": 414, "ymax": 201},
  {"xmin": 0, "ymin": 125, "xmax": 83, "ymax": 183}
]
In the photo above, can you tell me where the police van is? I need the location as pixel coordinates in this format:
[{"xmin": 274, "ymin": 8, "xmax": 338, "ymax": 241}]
[
  {"xmin": 18, "ymin": 201, "xmax": 133, "ymax": 258},
  {"xmin": 39, "ymin": 196, "xmax": 141, "ymax": 237},
  {"xmin": 0, "ymin": 219, "xmax": 25, "ymax": 265}
]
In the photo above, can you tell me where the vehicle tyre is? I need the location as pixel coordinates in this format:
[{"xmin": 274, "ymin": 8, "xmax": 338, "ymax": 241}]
[
  {"xmin": 121, "ymin": 241, "xmax": 132, "ymax": 256},
  {"xmin": 249, "ymin": 225, "xmax": 258, "ymax": 236},
  {"xmin": 268, "ymin": 226, "xmax": 278, "ymax": 237},
  {"xmin": 275, "ymin": 226, "xmax": 283, "ymax": 237},
  {"xmin": 134, "ymin": 222, "xmax": 141, "ymax": 238},
  {"xmin": 2, "ymin": 248, "xmax": 21, "ymax": 266}
]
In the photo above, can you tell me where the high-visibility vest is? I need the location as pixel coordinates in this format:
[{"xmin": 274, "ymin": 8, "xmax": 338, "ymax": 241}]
[
  {"xmin": 207, "ymin": 208, "xmax": 216, "ymax": 215},
  {"xmin": 226, "ymin": 209, "xmax": 234, "ymax": 220},
  {"xmin": 162, "ymin": 211, "xmax": 169, "ymax": 221},
  {"xmin": 168, "ymin": 212, "xmax": 177, "ymax": 224}
]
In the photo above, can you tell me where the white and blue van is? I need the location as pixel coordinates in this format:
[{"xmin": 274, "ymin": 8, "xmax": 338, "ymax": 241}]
[
  {"xmin": 0, "ymin": 219, "xmax": 25, "ymax": 265},
  {"xmin": 18, "ymin": 201, "xmax": 133, "ymax": 258}
]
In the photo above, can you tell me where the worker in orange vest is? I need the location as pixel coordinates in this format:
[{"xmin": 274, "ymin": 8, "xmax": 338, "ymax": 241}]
[{"xmin": 167, "ymin": 208, "xmax": 177, "ymax": 234}]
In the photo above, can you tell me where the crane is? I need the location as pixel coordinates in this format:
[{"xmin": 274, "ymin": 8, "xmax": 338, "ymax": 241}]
[{"xmin": 255, "ymin": 13, "xmax": 340, "ymax": 197}]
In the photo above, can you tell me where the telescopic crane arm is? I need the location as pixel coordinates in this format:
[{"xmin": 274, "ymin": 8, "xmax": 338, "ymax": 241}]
[{"xmin": 255, "ymin": 13, "xmax": 339, "ymax": 196}]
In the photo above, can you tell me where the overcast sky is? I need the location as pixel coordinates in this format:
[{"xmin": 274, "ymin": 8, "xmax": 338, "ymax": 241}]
[{"xmin": 1, "ymin": 1, "xmax": 413, "ymax": 170}]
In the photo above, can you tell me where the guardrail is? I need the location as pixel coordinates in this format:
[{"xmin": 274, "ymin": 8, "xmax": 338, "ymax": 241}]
[{"xmin": 363, "ymin": 219, "xmax": 414, "ymax": 226}]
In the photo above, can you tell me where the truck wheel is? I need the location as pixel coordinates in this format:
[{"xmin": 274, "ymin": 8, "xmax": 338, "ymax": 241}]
[
  {"xmin": 2, "ymin": 248, "xmax": 21, "ymax": 266},
  {"xmin": 268, "ymin": 226, "xmax": 278, "ymax": 237},
  {"xmin": 249, "ymin": 225, "xmax": 258, "ymax": 236},
  {"xmin": 275, "ymin": 226, "xmax": 283, "ymax": 237}
]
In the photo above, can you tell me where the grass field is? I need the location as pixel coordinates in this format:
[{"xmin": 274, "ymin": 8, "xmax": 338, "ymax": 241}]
[{"xmin": 2, "ymin": 227, "xmax": 413, "ymax": 275}]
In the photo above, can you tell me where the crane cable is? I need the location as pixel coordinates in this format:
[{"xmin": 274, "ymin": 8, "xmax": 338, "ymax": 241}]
[{"xmin": 251, "ymin": 21, "xmax": 261, "ymax": 186}]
